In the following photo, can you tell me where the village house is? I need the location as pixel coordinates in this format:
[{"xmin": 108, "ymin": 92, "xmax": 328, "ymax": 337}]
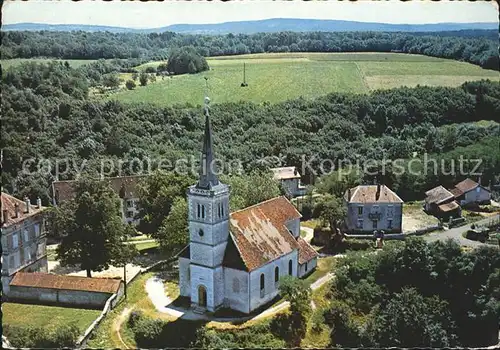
[
  {"xmin": 450, "ymin": 178, "xmax": 491, "ymax": 206},
  {"xmin": 424, "ymin": 185, "xmax": 461, "ymax": 219},
  {"xmin": 178, "ymin": 99, "xmax": 318, "ymax": 314},
  {"xmin": 270, "ymin": 166, "xmax": 307, "ymax": 198},
  {"xmin": 52, "ymin": 175, "xmax": 146, "ymax": 225},
  {"xmin": 1, "ymin": 193, "xmax": 48, "ymax": 295},
  {"xmin": 343, "ymin": 184, "xmax": 403, "ymax": 234},
  {"xmin": 8, "ymin": 272, "xmax": 124, "ymax": 308}
]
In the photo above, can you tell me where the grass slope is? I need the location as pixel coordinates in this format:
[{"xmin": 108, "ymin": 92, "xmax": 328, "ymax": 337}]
[
  {"xmin": 3, "ymin": 302, "xmax": 100, "ymax": 332},
  {"xmin": 106, "ymin": 52, "xmax": 498, "ymax": 107}
]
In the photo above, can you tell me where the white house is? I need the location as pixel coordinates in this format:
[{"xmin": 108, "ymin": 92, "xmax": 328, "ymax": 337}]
[
  {"xmin": 450, "ymin": 178, "xmax": 491, "ymax": 206},
  {"xmin": 270, "ymin": 166, "xmax": 307, "ymax": 198},
  {"xmin": 178, "ymin": 99, "xmax": 318, "ymax": 314},
  {"xmin": 344, "ymin": 184, "xmax": 403, "ymax": 234},
  {"xmin": 1, "ymin": 193, "xmax": 48, "ymax": 295}
]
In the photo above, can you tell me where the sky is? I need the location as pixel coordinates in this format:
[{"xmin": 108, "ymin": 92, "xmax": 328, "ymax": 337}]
[{"xmin": 3, "ymin": 0, "xmax": 498, "ymax": 29}]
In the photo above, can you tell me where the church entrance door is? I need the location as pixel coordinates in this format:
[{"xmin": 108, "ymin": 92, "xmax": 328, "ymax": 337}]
[{"xmin": 198, "ymin": 285, "xmax": 207, "ymax": 308}]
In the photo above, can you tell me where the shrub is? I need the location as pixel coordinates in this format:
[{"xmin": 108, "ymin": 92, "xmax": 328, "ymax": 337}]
[
  {"xmin": 132, "ymin": 317, "xmax": 166, "ymax": 348},
  {"xmin": 3, "ymin": 323, "xmax": 79, "ymax": 348},
  {"xmin": 127, "ymin": 310, "xmax": 143, "ymax": 328},
  {"xmin": 139, "ymin": 72, "xmax": 148, "ymax": 86},
  {"xmin": 145, "ymin": 66, "xmax": 157, "ymax": 73},
  {"xmin": 125, "ymin": 80, "xmax": 136, "ymax": 90}
]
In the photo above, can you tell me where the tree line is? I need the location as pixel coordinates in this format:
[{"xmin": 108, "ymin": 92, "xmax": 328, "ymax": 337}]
[{"xmin": 1, "ymin": 29, "xmax": 498, "ymax": 70}]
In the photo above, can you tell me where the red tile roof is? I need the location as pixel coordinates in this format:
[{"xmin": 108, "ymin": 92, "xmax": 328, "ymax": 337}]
[
  {"xmin": 1, "ymin": 193, "xmax": 44, "ymax": 227},
  {"xmin": 229, "ymin": 196, "xmax": 302, "ymax": 271},
  {"xmin": 425, "ymin": 186, "xmax": 455, "ymax": 204},
  {"xmin": 345, "ymin": 185, "xmax": 403, "ymax": 204},
  {"xmin": 297, "ymin": 237, "xmax": 319, "ymax": 264},
  {"xmin": 438, "ymin": 201, "xmax": 460, "ymax": 213},
  {"xmin": 52, "ymin": 175, "xmax": 147, "ymax": 203},
  {"xmin": 449, "ymin": 187, "xmax": 464, "ymax": 198},
  {"xmin": 454, "ymin": 178, "xmax": 479, "ymax": 195},
  {"xmin": 10, "ymin": 272, "xmax": 122, "ymax": 294}
]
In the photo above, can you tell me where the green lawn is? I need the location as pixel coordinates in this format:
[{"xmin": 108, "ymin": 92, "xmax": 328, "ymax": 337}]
[
  {"xmin": 3, "ymin": 302, "xmax": 100, "ymax": 332},
  {"xmin": 103, "ymin": 52, "xmax": 498, "ymax": 107},
  {"xmin": 2, "ymin": 58, "xmax": 97, "ymax": 70},
  {"xmin": 134, "ymin": 241, "xmax": 159, "ymax": 251}
]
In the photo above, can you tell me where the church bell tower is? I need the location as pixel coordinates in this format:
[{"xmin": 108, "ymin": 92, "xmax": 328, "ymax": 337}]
[{"xmin": 186, "ymin": 95, "xmax": 230, "ymax": 312}]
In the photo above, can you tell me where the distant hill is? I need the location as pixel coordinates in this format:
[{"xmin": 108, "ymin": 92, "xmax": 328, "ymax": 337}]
[{"xmin": 3, "ymin": 18, "xmax": 498, "ymax": 34}]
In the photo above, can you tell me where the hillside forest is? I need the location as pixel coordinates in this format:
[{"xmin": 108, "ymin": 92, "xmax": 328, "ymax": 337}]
[{"xmin": 2, "ymin": 30, "xmax": 498, "ymax": 70}]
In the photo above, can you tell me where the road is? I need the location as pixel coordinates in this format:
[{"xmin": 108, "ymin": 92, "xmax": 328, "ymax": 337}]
[{"xmin": 424, "ymin": 214, "xmax": 499, "ymax": 247}]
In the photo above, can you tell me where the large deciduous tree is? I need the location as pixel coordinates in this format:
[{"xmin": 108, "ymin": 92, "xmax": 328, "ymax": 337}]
[{"xmin": 54, "ymin": 178, "xmax": 137, "ymax": 277}]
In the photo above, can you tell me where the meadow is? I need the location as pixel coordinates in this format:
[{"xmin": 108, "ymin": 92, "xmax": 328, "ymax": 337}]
[
  {"xmin": 3, "ymin": 302, "xmax": 101, "ymax": 332},
  {"xmin": 107, "ymin": 52, "xmax": 499, "ymax": 106}
]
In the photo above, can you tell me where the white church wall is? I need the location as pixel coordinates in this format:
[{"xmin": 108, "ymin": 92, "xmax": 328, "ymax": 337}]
[
  {"xmin": 249, "ymin": 250, "xmax": 298, "ymax": 312},
  {"xmin": 285, "ymin": 218, "xmax": 300, "ymax": 238},
  {"xmin": 298, "ymin": 257, "xmax": 317, "ymax": 278},
  {"xmin": 190, "ymin": 265, "xmax": 224, "ymax": 311},
  {"xmin": 224, "ymin": 267, "xmax": 250, "ymax": 314},
  {"xmin": 190, "ymin": 242, "xmax": 227, "ymax": 267},
  {"xmin": 178, "ymin": 257, "xmax": 191, "ymax": 297}
]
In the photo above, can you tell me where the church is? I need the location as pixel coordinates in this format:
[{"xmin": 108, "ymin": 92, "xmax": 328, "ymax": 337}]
[{"xmin": 178, "ymin": 97, "xmax": 318, "ymax": 314}]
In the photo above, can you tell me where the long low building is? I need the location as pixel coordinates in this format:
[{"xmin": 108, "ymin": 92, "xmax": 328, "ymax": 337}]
[{"xmin": 8, "ymin": 272, "xmax": 124, "ymax": 308}]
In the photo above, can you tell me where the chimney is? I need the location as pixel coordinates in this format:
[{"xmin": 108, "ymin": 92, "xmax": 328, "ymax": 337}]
[
  {"xmin": 347, "ymin": 188, "xmax": 352, "ymax": 201},
  {"xmin": 36, "ymin": 197, "xmax": 42, "ymax": 209},
  {"xmin": 14, "ymin": 203, "xmax": 20, "ymax": 218},
  {"xmin": 478, "ymin": 175, "xmax": 482, "ymax": 186},
  {"xmin": 24, "ymin": 197, "xmax": 31, "ymax": 214},
  {"xmin": 2, "ymin": 209, "xmax": 8, "ymax": 225},
  {"xmin": 376, "ymin": 184, "xmax": 381, "ymax": 201}
]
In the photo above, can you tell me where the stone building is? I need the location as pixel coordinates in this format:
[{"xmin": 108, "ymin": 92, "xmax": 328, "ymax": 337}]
[
  {"xmin": 52, "ymin": 175, "xmax": 146, "ymax": 225},
  {"xmin": 270, "ymin": 166, "xmax": 307, "ymax": 197},
  {"xmin": 451, "ymin": 178, "xmax": 491, "ymax": 206},
  {"xmin": 424, "ymin": 185, "xmax": 461, "ymax": 219},
  {"xmin": 1, "ymin": 193, "xmax": 48, "ymax": 295},
  {"xmin": 8, "ymin": 272, "xmax": 124, "ymax": 308},
  {"xmin": 344, "ymin": 184, "xmax": 403, "ymax": 234},
  {"xmin": 178, "ymin": 98, "xmax": 318, "ymax": 314}
]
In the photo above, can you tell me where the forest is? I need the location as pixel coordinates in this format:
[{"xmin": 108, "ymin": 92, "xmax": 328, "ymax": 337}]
[
  {"xmin": 1, "ymin": 29, "xmax": 498, "ymax": 70},
  {"xmin": 1, "ymin": 59, "xmax": 499, "ymax": 205}
]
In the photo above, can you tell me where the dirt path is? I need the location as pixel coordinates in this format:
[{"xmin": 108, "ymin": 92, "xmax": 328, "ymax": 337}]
[
  {"xmin": 301, "ymin": 227, "xmax": 314, "ymax": 243},
  {"xmin": 113, "ymin": 307, "xmax": 133, "ymax": 349}
]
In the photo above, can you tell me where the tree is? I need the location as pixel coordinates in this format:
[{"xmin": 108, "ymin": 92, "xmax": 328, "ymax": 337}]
[
  {"xmin": 166, "ymin": 47, "xmax": 210, "ymax": 75},
  {"xmin": 136, "ymin": 171, "xmax": 194, "ymax": 236},
  {"xmin": 55, "ymin": 178, "xmax": 135, "ymax": 277},
  {"xmin": 278, "ymin": 275, "xmax": 311, "ymax": 346},
  {"xmin": 365, "ymin": 288, "xmax": 458, "ymax": 347},
  {"xmin": 221, "ymin": 170, "xmax": 281, "ymax": 211},
  {"xmin": 102, "ymin": 73, "xmax": 120, "ymax": 89},
  {"xmin": 323, "ymin": 301, "xmax": 362, "ymax": 347},
  {"xmin": 156, "ymin": 197, "xmax": 189, "ymax": 256},
  {"xmin": 139, "ymin": 72, "xmax": 148, "ymax": 86},
  {"xmin": 125, "ymin": 79, "xmax": 136, "ymax": 90},
  {"xmin": 316, "ymin": 194, "xmax": 347, "ymax": 233}
]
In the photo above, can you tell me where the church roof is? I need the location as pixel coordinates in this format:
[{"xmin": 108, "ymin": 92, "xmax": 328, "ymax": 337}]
[
  {"xmin": 229, "ymin": 196, "xmax": 302, "ymax": 271},
  {"xmin": 1, "ymin": 192, "xmax": 45, "ymax": 227},
  {"xmin": 297, "ymin": 237, "xmax": 319, "ymax": 264}
]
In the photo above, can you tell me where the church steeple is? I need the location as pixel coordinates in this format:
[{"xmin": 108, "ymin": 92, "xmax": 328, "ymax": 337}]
[{"xmin": 197, "ymin": 96, "xmax": 219, "ymax": 189}]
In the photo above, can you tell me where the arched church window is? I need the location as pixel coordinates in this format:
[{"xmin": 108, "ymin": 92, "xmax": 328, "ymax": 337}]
[
  {"xmin": 275, "ymin": 266, "xmax": 279, "ymax": 285},
  {"xmin": 201, "ymin": 205, "xmax": 205, "ymax": 219},
  {"xmin": 260, "ymin": 273, "xmax": 265, "ymax": 297},
  {"xmin": 218, "ymin": 203, "xmax": 221, "ymax": 218},
  {"xmin": 288, "ymin": 260, "xmax": 293, "ymax": 275},
  {"xmin": 199, "ymin": 229, "xmax": 204, "ymax": 237},
  {"xmin": 221, "ymin": 204, "xmax": 224, "ymax": 217},
  {"xmin": 197, "ymin": 204, "xmax": 201, "ymax": 218},
  {"xmin": 232, "ymin": 278, "xmax": 240, "ymax": 293}
]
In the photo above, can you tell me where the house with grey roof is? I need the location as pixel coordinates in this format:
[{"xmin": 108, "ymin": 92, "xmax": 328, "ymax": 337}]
[{"xmin": 343, "ymin": 184, "xmax": 403, "ymax": 234}]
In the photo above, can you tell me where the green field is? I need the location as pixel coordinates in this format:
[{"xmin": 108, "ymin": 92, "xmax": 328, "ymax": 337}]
[
  {"xmin": 3, "ymin": 302, "xmax": 101, "ymax": 331},
  {"xmin": 106, "ymin": 52, "xmax": 499, "ymax": 107},
  {"xmin": 2, "ymin": 58, "xmax": 97, "ymax": 70}
]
